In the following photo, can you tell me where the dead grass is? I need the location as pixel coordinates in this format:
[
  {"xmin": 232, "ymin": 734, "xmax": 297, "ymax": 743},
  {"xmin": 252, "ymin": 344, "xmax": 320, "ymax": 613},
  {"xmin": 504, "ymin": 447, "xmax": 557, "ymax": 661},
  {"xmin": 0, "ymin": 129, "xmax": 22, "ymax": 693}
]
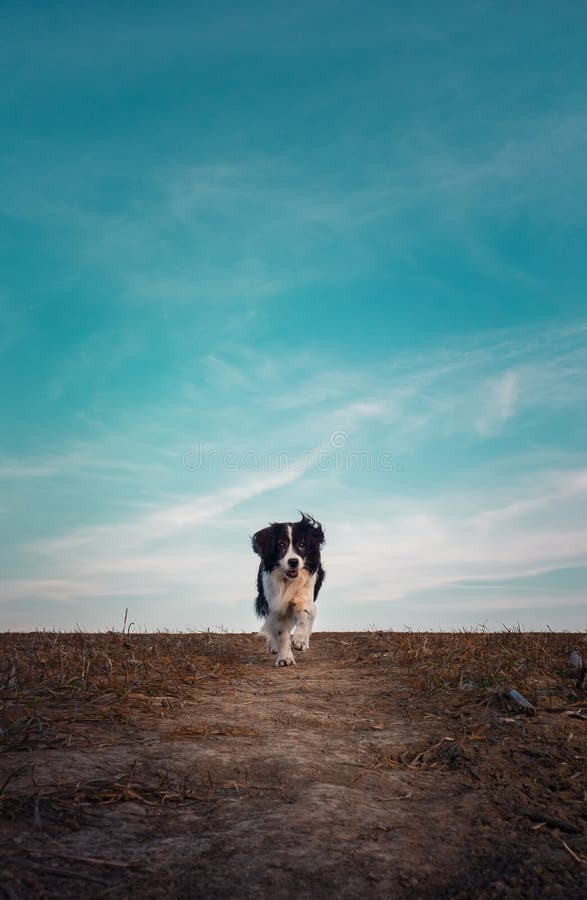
[
  {"xmin": 1, "ymin": 629, "xmax": 586, "ymax": 898},
  {"xmin": 0, "ymin": 631, "xmax": 246, "ymax": 755}
]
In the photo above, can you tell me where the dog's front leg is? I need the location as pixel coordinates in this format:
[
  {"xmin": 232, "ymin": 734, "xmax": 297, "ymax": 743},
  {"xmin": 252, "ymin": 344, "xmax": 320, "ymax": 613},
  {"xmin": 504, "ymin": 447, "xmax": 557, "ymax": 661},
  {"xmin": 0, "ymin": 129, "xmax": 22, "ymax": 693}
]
[
  {"xmin": 265, "ymin": 630, "xmax": 280, "ymax": 655},
  {"xmin": 260, "ymin": 617, "xmax": 279, "ymax": 654},
  {"xmin": 276, "ymin": 624, "xmax": 295, "ymax": 666},
  {"xmin": 275, "ymin": 611, "xmax": 295, "ymax": 667},
  {"xmin": 291, "ymin": 603, "xmax": 316, "ymax": 651},
  {"xmin": 263, "ymin": 614, "xmax": 295, "ymax": 666}
]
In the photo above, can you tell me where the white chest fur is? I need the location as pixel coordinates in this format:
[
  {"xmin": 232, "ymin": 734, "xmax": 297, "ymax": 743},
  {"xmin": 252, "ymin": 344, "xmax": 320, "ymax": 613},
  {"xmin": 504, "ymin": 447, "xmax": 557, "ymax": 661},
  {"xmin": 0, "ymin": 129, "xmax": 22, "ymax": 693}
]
[
  {"xmin": 260, "ymin": 567, "xmax": 317, "ymax": 664},
  {"xmin": 262, "ymin": 567, "xmax": 316, "ymax": 614}
]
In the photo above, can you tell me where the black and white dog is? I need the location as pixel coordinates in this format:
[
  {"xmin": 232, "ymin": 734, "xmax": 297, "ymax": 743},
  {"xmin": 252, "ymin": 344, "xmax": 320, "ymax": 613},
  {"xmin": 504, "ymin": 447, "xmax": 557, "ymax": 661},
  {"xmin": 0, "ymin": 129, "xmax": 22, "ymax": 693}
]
[{"xmin": 252, "ymin": 513, "xmax": 325, "ymax": 666}]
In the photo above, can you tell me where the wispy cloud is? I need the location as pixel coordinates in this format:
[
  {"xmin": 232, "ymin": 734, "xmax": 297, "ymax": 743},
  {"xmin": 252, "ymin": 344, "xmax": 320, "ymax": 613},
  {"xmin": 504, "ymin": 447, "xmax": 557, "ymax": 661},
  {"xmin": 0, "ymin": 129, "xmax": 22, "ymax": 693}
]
[
  {"xmin": 0, "ymin": 466, "xmax": 306, "ymax": 608},
  {"xmin": 4, "ymin": 462, "xmax": 586, "ymax": 632},
  {"xmin": 324, "ymin": 468, "xmax": 587, "ymax": 605},
  {"xmin": 2, "ymin": 1, "xmax": 586, "ymax": 630},
  {"xmin": 33, "ymin": 467, "xmax": 307, "ymax": 560},
  {"xmin": 0, "ymin": 447, "xmax": 168, "ymax": 482},
  {"xmin": 474, "ymin": 369, "xmax": 519, "ymax": 436},
  {"xmin": 0, "ymin": 315, "xmax": 584, "ymax": 625}
]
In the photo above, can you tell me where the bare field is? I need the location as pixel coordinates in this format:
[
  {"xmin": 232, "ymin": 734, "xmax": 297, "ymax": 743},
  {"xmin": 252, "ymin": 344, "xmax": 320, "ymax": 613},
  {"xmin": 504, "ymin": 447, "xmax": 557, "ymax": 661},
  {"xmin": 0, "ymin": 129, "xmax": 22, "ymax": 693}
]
[{"xmin": 1, "ymin": 630, "xmax": 586, "ymax": 899}]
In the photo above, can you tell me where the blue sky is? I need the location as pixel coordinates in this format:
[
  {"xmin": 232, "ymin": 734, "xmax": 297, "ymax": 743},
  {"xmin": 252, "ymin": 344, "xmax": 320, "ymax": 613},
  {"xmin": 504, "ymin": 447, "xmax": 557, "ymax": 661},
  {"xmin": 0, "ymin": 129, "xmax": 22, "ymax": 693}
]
[{"xmin": 1, "ymin": 1, "xmax": 586, "ymax": 631}]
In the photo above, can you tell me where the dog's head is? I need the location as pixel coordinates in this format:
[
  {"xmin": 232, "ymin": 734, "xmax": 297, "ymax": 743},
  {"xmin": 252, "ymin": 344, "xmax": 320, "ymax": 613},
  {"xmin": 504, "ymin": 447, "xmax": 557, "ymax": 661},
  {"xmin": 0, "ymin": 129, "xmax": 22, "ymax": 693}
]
[{"xmin": 252, "ymin": 512, "xmax": 325, "ymax": 579}]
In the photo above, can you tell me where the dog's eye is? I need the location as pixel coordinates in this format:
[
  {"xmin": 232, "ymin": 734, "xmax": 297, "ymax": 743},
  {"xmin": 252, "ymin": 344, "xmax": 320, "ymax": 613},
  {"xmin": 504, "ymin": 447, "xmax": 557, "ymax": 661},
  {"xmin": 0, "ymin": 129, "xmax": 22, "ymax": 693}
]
[
  {"xmin": 277, "ymin": 541, "xmax": 287, "ymax": 551},
  {"xmin": 297, "ymin": 541, "xmax": 305, "ymax": 552}
]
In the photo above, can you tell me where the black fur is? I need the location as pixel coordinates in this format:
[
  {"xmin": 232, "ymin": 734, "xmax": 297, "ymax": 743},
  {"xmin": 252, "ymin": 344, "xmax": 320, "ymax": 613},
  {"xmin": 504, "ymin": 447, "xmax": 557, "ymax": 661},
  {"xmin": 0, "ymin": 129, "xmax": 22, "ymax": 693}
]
[
  {"xmin": 252, "ymin": 512, "xmax": 326, "ymax": 618},
  {"xmin": 255, "ymin": 565, "xmax": 268, "ymax": 617}
]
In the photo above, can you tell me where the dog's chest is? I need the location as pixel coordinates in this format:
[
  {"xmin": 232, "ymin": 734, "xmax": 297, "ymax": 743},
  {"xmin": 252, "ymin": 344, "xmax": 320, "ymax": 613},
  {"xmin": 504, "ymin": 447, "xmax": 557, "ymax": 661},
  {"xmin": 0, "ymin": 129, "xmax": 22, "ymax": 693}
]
[{"xmin": 262, "ymin": 568, "xmax": 315, "ymax": 611}]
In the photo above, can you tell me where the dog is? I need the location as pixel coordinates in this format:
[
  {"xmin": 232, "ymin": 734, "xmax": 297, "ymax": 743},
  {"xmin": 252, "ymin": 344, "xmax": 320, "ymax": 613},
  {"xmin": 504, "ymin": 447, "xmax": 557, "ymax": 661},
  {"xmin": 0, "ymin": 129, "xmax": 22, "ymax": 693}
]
[{"xmin": 252, "ymin": 513, "xmax": 325, "ymax": 666}]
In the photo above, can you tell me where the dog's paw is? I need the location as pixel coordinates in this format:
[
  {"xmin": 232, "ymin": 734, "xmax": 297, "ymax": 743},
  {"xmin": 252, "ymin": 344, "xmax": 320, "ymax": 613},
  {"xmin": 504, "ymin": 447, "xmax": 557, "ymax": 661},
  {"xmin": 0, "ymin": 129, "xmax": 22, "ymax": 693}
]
[
  {"xmin": 291, "ymin": 635, "xmax": 309, "ymax": 651},
  {"xmin": 276, "ymin": 653, "xmax": 295, "ymax": 667}
]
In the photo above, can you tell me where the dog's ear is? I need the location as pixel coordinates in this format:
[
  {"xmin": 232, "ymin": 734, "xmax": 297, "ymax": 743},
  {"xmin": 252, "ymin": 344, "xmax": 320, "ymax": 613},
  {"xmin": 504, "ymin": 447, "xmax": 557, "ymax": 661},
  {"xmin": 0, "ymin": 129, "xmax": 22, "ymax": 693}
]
[
  {"xmin": 313, "ymin": 520, "xmax": 325, "ymax": 546},
  {"xmin": 299, "ymin": 512, "xmax": 325, "ymax": 546},
  {"xmin": 252, "ymin": 525, "xmax": 274, "ymax": 557}
]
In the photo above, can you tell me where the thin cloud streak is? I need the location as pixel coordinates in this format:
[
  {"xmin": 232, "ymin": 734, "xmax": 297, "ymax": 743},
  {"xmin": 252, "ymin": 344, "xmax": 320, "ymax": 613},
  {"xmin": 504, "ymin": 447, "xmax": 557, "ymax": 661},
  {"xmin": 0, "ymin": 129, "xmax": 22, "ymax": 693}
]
[{"xmin": 4, "ymin": 466, "xmax": 586, "ymax": 624}]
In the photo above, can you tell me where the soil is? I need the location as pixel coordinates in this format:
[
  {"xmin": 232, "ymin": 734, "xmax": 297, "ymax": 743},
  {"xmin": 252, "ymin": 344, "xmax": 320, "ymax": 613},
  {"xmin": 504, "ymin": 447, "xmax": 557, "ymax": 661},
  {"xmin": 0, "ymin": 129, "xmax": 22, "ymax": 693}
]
[{"xmin": 1, "ymin": 631, "xmax": 586, "ymax": 898}]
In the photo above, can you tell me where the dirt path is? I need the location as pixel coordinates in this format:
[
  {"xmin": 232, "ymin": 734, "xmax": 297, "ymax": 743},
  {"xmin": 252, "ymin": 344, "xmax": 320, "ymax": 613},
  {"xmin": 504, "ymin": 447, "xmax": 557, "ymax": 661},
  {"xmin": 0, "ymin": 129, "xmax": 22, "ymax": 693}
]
[{"xmin": 1, "ymin": 632, "xmax": 586, "ymax": 898}]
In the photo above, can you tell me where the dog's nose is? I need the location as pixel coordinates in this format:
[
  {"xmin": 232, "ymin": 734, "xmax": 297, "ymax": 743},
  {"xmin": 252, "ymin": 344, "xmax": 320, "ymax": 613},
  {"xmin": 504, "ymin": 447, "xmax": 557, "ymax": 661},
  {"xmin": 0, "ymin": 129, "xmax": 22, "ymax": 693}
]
[{"xmin": 287, "ymin": 558, "xmax": 299, "ymax": 568}]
